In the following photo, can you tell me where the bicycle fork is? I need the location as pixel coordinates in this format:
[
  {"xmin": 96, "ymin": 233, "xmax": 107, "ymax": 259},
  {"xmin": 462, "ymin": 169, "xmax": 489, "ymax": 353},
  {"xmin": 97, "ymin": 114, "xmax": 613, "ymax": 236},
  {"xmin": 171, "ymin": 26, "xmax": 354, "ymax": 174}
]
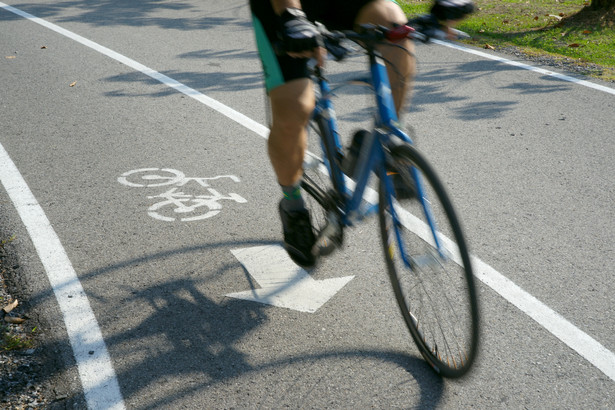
[{"xmin": 382, "ymin": 164, "xmax": 449, "ymax": 271}]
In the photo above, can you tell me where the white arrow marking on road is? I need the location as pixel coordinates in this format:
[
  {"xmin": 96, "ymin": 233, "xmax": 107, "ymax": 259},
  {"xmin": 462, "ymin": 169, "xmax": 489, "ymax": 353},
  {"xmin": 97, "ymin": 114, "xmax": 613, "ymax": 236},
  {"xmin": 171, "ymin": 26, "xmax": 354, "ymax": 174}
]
[{"xmin": 227, "ymin": 246, "xmax": 354, "ymax": 313}]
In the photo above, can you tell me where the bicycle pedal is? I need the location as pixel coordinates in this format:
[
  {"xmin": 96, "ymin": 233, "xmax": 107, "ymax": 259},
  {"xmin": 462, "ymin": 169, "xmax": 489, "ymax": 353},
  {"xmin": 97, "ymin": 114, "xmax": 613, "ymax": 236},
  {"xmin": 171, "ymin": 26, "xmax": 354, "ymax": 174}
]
[
  {"xmin": 315, "ymin": 236, "xmax": 341, "ymax": 257},
  {"xmin": 313, "ymin": 213, "xmax": 343, "ymax": 256}
]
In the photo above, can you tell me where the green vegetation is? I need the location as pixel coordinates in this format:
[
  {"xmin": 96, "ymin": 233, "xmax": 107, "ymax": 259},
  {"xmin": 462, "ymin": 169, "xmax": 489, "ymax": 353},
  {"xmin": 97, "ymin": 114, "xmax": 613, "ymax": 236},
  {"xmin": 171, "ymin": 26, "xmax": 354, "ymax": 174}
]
[
  {"xmin": 1, "ymin": 326, "xmax": 34, "ymax": 351},
  {"xmin": 0, "ymin": 235, "xmax": 16, "ymax": 248},
  {"xmin": 1, "ymin": 234, "xmax": 33, "ymax": 352},
  {"xmin": 400, "ymin": 0, "xmax": 615, "ymax": 81}
]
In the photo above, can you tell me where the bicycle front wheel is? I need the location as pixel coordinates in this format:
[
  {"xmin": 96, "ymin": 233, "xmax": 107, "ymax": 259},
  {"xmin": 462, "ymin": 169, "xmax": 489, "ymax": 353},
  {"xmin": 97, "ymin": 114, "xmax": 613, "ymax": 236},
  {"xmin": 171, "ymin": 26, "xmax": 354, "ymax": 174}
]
[{"xmin": 378, "ymin": 143, "xmax": 479, "ymax": 378}]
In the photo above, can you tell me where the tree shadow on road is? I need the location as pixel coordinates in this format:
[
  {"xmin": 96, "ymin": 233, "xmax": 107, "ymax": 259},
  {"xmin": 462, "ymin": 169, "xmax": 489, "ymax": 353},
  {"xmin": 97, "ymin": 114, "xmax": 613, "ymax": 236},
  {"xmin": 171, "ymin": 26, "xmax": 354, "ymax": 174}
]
[
  {"xmin": 301, "ymin": 55, "xmax": 571, "ymax": 126},
  {"xmin": 101, "ymin": 49, "xmax": 263, "ymax": 98},
  {"xmin": 2, "ymin": 0, "xmax": 252, "ymax": 31},
  {"xmin": 409, "ymin": 57, "xmax": 572, "ymax": 120}
]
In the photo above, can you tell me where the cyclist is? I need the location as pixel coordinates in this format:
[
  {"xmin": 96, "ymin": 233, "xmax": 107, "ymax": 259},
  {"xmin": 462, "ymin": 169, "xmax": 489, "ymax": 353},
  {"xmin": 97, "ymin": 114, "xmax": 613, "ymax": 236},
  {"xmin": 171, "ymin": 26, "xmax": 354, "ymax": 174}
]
[{"xmin": 249, "ymin": 0, "xmax": 474, "ymax": 268}]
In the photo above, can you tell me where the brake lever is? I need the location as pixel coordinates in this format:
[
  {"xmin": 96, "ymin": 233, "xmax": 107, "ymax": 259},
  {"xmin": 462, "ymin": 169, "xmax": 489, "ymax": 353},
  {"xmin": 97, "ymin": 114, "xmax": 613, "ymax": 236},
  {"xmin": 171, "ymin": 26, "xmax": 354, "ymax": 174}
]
[{"xmin": 429, "ymin": 27, "xmax": 470, "ymax": 41}]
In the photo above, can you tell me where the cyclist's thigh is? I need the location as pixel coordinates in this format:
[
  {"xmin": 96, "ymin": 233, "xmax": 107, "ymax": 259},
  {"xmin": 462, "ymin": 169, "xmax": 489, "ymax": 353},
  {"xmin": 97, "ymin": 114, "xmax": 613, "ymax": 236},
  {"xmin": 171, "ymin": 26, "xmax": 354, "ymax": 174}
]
[{"xmin": 302, "ymin": 0, "xmax": 375, "ymax": 30}]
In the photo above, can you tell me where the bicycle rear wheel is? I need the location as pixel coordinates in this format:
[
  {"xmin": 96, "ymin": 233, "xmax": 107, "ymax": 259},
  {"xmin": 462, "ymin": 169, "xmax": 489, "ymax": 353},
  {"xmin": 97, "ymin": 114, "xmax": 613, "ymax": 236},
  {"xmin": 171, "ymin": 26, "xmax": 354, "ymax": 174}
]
[
  {"xmin": 301, "ymin": 116, "xmax": 343, "ymax": 255},
  {"xmin": 378, "ymin": 143, "xmax": 479, "ymax": 378}
]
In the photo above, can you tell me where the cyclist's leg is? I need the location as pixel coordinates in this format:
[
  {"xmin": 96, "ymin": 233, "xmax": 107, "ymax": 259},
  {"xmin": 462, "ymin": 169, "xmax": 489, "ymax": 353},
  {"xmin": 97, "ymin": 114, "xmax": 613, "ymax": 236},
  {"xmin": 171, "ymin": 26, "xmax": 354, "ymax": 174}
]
[
  {"xmin": 303, "ymin": 0, "xmax": 414, "ymax": 114},
  {"xmin": 269, "ymin": 79, "xmax": 318, "ymax": 268},
  {"xmin": 354, "ymin": 1, "xmax": 417, "ymax": 198},
  {"xmin": 250, "ymin": 1, "xmax": 314, "ymax": 188},
  {"xmin": 355, "ymin": 0, "xmax": 416, "ymax": 114},
  {"xmin": 268, "ymin": 79, "xmax": 314, "ymax": 187},
  {"xmin": 250, "ymin": 2, "xmax": 317, "ymax": 267}
]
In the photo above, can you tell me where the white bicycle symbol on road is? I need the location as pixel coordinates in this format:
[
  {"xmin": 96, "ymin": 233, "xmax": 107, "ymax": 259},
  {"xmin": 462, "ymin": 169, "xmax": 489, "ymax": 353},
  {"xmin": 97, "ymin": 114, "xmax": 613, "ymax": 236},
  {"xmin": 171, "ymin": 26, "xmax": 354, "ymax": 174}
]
[{"xmin": 118, "ymin": 168, "xmax": 247, "ymax": 222}]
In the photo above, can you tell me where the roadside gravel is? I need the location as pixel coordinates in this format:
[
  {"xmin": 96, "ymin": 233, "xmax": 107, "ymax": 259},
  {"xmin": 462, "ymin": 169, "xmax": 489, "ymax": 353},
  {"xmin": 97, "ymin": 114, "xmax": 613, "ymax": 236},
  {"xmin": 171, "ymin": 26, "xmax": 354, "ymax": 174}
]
[
  {"xmin": 495, "ymin": 45, "xmax": 614, "ymax": 82},
  {"xmin": 0, "ymin": 241, "xmax": 51, "ymax": 409},
  {"xmin": 0, "ymin": 236, "xmax": 82, "ymax": 409}
]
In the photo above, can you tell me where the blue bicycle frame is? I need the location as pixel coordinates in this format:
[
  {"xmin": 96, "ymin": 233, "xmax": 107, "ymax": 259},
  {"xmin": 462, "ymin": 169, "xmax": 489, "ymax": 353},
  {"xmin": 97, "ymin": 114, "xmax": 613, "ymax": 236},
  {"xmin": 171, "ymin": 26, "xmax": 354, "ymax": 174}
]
[{"xmin": 311, "ymin": 51, "xmax": 446, "ymax": 259}]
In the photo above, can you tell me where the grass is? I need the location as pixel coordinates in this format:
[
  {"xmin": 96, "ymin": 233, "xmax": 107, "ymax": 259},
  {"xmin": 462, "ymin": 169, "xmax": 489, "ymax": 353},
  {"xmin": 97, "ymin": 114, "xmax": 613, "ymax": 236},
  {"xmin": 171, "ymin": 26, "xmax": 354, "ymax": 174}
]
[
  {"xmin": 399, "ymin": 0, "xmax": 615, "ymax": 81},
  {"xmin": 1, "ymin": 326, "xmax": 35, "ymax": 352},
  {"xmin": 0, "ymin": 235, "xmax": 16, "ymax": 248}
]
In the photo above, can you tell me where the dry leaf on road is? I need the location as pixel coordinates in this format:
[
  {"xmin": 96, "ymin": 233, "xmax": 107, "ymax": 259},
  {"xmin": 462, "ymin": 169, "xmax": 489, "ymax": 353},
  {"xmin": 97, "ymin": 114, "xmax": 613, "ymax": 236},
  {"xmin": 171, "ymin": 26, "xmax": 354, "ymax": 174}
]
[
  {"xmin": 2, "ymin": 299, "xmax": 19, "ymax": 314},
  {"xmin": 4, "ymin": 316, "xmax": 26, "ymax": 324}
]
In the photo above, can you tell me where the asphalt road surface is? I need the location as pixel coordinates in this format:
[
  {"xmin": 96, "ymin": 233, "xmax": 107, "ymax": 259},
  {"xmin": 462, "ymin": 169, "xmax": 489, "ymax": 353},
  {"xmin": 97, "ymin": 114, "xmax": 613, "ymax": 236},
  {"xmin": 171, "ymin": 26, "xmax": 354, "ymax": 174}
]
[{"xmin": 1, "ymin": 1, "xmax": 614, "ymax": 408}]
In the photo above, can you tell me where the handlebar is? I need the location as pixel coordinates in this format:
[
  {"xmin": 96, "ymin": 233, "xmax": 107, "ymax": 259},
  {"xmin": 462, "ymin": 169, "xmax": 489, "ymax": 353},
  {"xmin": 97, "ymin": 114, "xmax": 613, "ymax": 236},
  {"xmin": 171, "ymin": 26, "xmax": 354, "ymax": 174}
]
[{"xmin": 318, "ymin": 15, "xmax": 470, "ymax": 61}]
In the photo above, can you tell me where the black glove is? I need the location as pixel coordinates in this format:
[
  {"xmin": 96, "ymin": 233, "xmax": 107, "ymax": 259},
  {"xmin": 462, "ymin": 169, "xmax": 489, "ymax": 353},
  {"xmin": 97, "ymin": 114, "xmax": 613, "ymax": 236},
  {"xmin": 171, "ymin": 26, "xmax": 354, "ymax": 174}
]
[
  {"xmin": 431, "ymin": 0, "xmax": 475, "ymax": 21},
  {"xmin": 278, "ymin": 8, "xmax": 322, "ymax": 53},
  {"xmin": 407, "ymin": 13, "xmax": 443, "ymax": 42}
]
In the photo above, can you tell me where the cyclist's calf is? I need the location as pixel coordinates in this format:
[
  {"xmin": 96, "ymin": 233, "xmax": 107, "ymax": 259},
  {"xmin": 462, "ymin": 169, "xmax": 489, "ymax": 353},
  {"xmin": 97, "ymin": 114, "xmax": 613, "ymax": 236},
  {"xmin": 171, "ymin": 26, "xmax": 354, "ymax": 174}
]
[{"xmin": 268, "ymin": 78, "xmax": 315, "ymax": 186}]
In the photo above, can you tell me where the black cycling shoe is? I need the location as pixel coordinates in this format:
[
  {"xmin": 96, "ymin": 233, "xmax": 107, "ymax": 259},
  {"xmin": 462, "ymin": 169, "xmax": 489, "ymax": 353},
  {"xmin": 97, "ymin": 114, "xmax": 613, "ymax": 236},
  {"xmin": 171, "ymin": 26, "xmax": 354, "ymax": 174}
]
[{"xmin": 279, "ymin": 201, "xmax": 317, "ymax": 268}]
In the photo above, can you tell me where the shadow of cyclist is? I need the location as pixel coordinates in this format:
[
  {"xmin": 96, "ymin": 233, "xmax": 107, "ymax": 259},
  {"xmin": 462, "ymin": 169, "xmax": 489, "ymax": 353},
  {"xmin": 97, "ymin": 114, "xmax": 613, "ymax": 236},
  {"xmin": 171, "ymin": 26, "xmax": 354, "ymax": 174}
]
[{"xmin": 68, "ymin": 239, "xmax": 446, "ymax": 408}]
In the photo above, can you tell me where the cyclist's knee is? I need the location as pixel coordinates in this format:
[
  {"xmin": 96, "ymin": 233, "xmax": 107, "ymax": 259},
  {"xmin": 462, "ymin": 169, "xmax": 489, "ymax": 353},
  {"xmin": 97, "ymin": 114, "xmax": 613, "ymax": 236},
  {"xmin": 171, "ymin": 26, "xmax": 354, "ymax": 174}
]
[
  {"xmin": 355, "ymin": 0, "xmax": 415, "ymax": 67},
  {"xmin": 355, "ymin": 0, "xmax": 408, "ymax": 28}
]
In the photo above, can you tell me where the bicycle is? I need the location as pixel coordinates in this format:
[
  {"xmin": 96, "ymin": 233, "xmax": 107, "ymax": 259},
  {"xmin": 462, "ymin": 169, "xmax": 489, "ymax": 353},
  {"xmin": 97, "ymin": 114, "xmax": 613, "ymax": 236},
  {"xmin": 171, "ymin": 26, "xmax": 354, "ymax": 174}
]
[{"xmin": 298, "ymin": 22, "xmax": 480, "ymax": 378}]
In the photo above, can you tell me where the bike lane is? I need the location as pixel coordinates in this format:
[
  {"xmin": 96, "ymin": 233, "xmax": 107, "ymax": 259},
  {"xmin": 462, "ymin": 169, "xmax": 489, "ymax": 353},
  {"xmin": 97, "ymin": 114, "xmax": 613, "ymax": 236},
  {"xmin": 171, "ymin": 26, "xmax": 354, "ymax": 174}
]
[
  {"xmin": 1, "ymin": 2, "xmax": 427, "ymax": 408},
  {"xmin": 1, "ymin": 0, "xmax": 614, "ymax": 408}
]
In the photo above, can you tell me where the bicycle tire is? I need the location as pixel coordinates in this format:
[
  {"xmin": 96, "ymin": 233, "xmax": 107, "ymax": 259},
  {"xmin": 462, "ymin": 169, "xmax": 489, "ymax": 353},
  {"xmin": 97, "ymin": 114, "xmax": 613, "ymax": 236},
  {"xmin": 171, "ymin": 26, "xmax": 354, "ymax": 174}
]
[
  {"xmin": 301, "ymin": 115, "xmax": 343, "ymax": 255},
  {"xmin": 378, "ymin": 143, "xmax": 479, "ymax": 378}
]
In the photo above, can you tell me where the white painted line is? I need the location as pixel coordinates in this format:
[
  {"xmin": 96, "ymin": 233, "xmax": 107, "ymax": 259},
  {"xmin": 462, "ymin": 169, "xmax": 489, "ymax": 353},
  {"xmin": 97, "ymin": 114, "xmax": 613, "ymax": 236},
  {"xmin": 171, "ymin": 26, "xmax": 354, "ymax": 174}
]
[
  {"xmin": 2, "ymin": 1, "xmax": 614, "ymax": 385},
  {"xmin": 385, "ymin": 195, "xmax": 615, "ymax": 381},
  {"xmin": 472, "ymin": 257, "xmax": 615, "ymax": 382},
  {"xmin": 0, "ymin": 144, "xmax": 126, "ymax": 410},
  {"xmin": 433, "ymin": 39, "xmax": 615, "ymax": 96}
]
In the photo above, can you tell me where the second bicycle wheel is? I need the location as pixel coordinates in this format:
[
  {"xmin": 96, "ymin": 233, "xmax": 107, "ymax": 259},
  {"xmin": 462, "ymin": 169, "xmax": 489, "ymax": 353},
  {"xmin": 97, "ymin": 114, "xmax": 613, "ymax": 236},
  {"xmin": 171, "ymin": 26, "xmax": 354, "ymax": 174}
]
[
  {"xmin": 378, "ymin": 143, "xmax": 479, "ymax": 378},
  {"xmin": 301, "ymin": 115, "xmax": 343, "ymax": 256}
]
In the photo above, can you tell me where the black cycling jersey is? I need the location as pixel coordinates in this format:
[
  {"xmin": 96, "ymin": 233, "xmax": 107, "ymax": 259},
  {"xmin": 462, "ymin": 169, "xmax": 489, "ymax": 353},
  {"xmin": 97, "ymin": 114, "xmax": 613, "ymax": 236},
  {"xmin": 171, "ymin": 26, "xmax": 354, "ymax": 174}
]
[{"xmin": 250, "ymin": 0, "xmax": 384, "ymax": 91}]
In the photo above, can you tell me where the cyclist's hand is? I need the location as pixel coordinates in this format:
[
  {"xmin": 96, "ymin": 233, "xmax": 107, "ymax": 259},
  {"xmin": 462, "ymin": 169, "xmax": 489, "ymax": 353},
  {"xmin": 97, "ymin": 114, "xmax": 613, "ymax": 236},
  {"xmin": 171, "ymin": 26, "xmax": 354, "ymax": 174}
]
[
  {"xmin": 432, "ymin": 1, "xmax": 474, "ymax": 40},
  {"xmin": 430, "ymin": 0, "xmax": 475, "ymax": 23},
  {"xmin": 409, "ymin": 1, "xmax": 474, "ymax": 41},
  {"xmin": 278, "ymin": 8, "xmax": 325, "ymax": 66}
]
